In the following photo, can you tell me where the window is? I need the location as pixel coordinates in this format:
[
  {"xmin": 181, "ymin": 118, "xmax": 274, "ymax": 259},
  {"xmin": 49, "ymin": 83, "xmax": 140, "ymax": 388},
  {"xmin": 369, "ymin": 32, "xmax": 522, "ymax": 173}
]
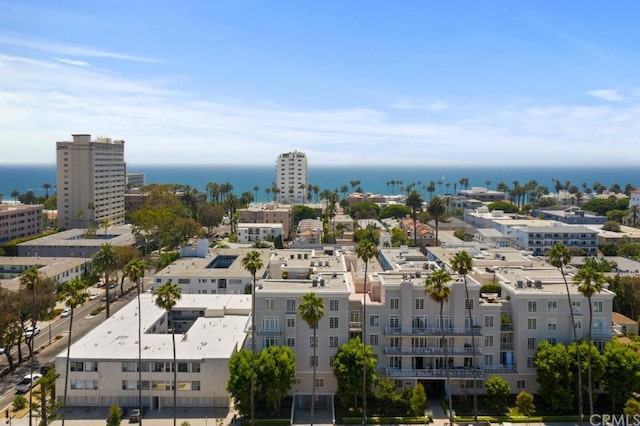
[
  {"xmin": 330, "ymin": 317, "xmax": 339, "ymax": 329},
  {"xmin": 286, "ymin": 299, "xmax": 296, "ymax": 312},
  {"xmin": 412, "ymin": 316, "xmax": 428, "ymax": 328},
  {"xmin": 369, "ymin": 334, "xmax": 379, "ymax": 346},
  {"xmin": 593, "ymin": 301, "xmax": 603, "ymax": 313},
  {"xmin": 71, "ymin": 361, "xmax": 84, "ymax": 372},
  {"xmin": 329, "ymin": 336, "xmax": 339, "ymax": 348},
  {"xmin": 329, "ymin": 356, "xmax": 335, "ymax": 367},
  {"xmin": 286, "ymin": 337, "xmax": 295, "ymax": 347},
  {"xmin": 177, "ymin": 363, "xmax": 189, "ymax": 372},
  {"xmin": 287, "ymin": 317, "xmax": 296, "ymax": 328},
  {"xmin": 527, "ymin": 318, "xmax": 537, "ymax": 330},
  {"xmin": 192, "ymin": 381, "xmax": 201, "ymax": 391},
  {"xmin": 484, "ymin": 316, "xmax": 494, "ymax": 328},
  {"xmin": 484, "ymin": 335, "xmax": 494, "ymax": 347},
  {"xmin": 389, "ymin": 316, "xmax": 400, "ymax": 327},
  {"xmin": 122, "ymin": 380, "xmax": 138, "ymax": 390},
  {"xmin": 548, "ymin": 300, "xmax": 558, "ymax": 312},
  {"xmin": 191, "ymin": 363, "xmax": 201, "ymax": 373},
  {"xmin": 330, "ymin": 299, "xmax": 339, "ymax": 311},
  {"xmin": 265, "ymin": 299, "xmax": 275, "ymax": 311},
  {"xmin": 547, "ymin": 319, "xmax": 557, "ymax": 331},
  {"xmin": 309, "ymin": 355, "xmax": 318, "ymax": 367},
  {"xmin": 574, "ymin": 319, "xmax": 583, "ymax": 330},
  {"xmin": 484, "ymin": 354, "xmax": 493, "ymax": 366},
  {"xmin": 528, "ymin": 301, "xmax": 537, "ymax": 312},
  {"xmin": 527, "ymin": 338, "xmax": 536, "ymax": 350},
  {"xmin": 390, "ymin": 298, "xmax": 399, "ymax": 310},
  {"xmin": 516, "ymin": 380, "xmax": 526, "ymax": 389},
  {"xmin": 527, "ymin": 357, "xmax": 535, "ymax": 369},
  {"xmin": 547, "ymin": 337, "xmax": 557, "ymax": 345},
  {"xmin": 415, "ymin": 298, "xmax": 424, "ymax": 310},
  {"xmin": 350, "ymin": 311, "xmax": 360, "ymax": 323},
  {"xmin": 465, "ymin": 299, "xmax": 474, "ymax": 310},
  {"xmin": 309, "ymin": 336, "xmax": 318, "ymax": 348},
  {"xmin": 263, "ymin": 337, "xmax": 278, "ymax": 348},
  {"xmin": 370, "ymin": 315, "xmax": 379, "ymax": 327},
  {"xmin": 572, "ymin": 300, "xmax": 581, "ymax": 314},
  {"xmin": 315, "ymin": 377, "xmax": 325, "ymax": 388}
]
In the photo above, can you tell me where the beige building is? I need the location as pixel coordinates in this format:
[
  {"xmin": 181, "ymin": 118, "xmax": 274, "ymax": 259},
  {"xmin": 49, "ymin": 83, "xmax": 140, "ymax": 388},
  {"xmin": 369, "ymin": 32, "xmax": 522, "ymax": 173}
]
[
  {"xmin": 238, "ymin": 203, "xmax": 293, "ymax": 239},
  {"xmin": 0, "ymin": 203, "xmax": 43, "ymax": 244},
  {"xmin": 276, "ymin": 151, "xmax": 308, "ymax": 204},
  {"xmin": 56, "ymin": 134, "xmax": 126, "ymax": 230}
]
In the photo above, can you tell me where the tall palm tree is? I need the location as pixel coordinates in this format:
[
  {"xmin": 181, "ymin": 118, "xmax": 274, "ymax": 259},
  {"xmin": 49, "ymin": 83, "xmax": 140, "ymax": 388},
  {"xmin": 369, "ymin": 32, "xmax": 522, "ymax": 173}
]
[
  {"xmin": 355, "ymin": 239, "xmax": 378, "ymax": 425},
  {"xmin": 405, "ymin": 190, "xmax": 423, "ymax": 247},
  {"xmin": 546, "ymin": 243, "xmax": 583, "ymax": 425},
  {"xmin": 428, "ymin": 196, "xmax": 447, "ymax": 245},
  {"xmin": 629, "ymin": 205, "xmax": 639, "ymax": 227},
  {"xmin": 59, "ymin": 277, "xmax": 88, "ymax": 426},
  {"xmin": 42, "ymin": 182, "xmax": 52, "ymax": 198},
  {"xmin": 298, "ymin": 292, "xmax": 325, "ymax": 426},
  {"xmin": 451, "ymin": 251, "xmax": 477, "ymax": 424},
  {"xmin": 242, "ymin": 250, "xmax": 264, "ymax": 425},
  {"xmin": 11, "ymin": 189, "xmax": 19, "ymax": 203},
  {"xmin": 19, "ymin": 267, "xmax": 42, "ymax": 426},
  {"xmin": 154, "ymin": 281, "xmax": 182, "ymax": 426},
  {"xmin": 573, "ymin": 264, "xmax": 605, "ymax": 417},
  {"xmin": 93, "ymin": 243, "xmax": 118, "ymax": 318},
  {"xmin": 425, "ymin": 269, "xmax": 453, "ymax": 426},
  {"xmin": 124, "ymin": 257, "xmax": 147, "ymax": 424}
]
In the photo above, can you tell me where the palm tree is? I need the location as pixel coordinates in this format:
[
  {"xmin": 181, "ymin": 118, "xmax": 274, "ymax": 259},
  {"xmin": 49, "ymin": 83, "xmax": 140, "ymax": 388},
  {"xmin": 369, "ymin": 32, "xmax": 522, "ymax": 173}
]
[
  {"xmin": 546, "ymin": 244, "xmax": 583, "ymax": 425},
  {"xmin": 405, "ymin": 190, "xmax": 423, "ymax": 247},
  {"xmin": 425, "ymin": 268, "xmax": 453, "ymax": 426},
  {"xmin": 93, "ymin": 243, "xmax": 118, "ymax": 318},
  {"xmin": 154, "ymin": 281, "xmax": 182, "ymax": 426},
  {"xmin": 451, "ymin": 251, "xmax": 477, "ymax": 424},
  {"xmin": 124, "ymin": 257, "xmax": 147, "ymax": 423},
  {"xmin": 59, "ymin": 277, "xmax": 88, "ymax": 426},
  {"xmin": 11, "ymin": 189, "xmax": 19, "ymax": 203},
  {"xmin": 100, "ymin": 219, "xmax": 111, "ymax": 237},
  {"xmin": 19, "ymin": 267, "xmax": 42, "ymax": 426},
  {"xmin": 428, "ymin": 196, "xmax": 447, "ymax": 245},
  {"xmin": 573, "ymin": 264, "xmax": 605, "ymax": 417},
  {"xmin": 355, "ymin": 239, "xmax": 378, "ymax": 425},
  {"xmin": 253, "ymin": 185, "xmax": 260, "ymax": 203},
  {"xmin": 42, "ymin": 183, "xmax": 52, "ymax": 198},
  {"xmin": 242, "ymin": 250, "xmax": 264, "ymax": 425},
  {"xmin": 298, "ymin": 292, "xmax": 325, "ymax": 426},
  {"xmin": 629, "ymin": 205, "xmax": 639, "ymax": 227}
]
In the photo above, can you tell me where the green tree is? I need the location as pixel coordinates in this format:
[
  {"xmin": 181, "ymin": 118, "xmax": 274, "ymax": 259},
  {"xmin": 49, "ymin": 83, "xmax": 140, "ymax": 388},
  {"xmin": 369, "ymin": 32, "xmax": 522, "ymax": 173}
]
[
  {"xmin": 534, "ymin": 340, "xmax": 575, "ymax": 412},
  {"xmin": 292, "ymin": 205, "xmax": 316, "ymax": 225},
  {"xmin": 0, "ymin": 288, "xmax": 21, "ymax": 371},
  {"xmin": 256, "ymin": 345, "xmax": 296, "ymax": 414},
  {"xmin": 353, "ymin": 225, "xmax": 381, "ymax": 246},
  {"xmin": 123, "ymin": 257, "xmax": 147, "ymax": 420},
  {"xmin": 573, "ymin": 264, "xmax": 605, "ymax": 416},
  {"xmin": 424, "ymin": 268, "xmax": 453, "ymax": 425},
  {"xmin": 59, "ymin": 277, "xmax": 88, "ymax": 425},
  {"xmin": 602, "ymin": 340, "xmax": 640, "ymax": 411},
  {"xmin": 487, "ymin": 200, "xmax": 520, "ymax": 213},
  {"xmin": 410, "ymin": 383, "xmax": 427, "ymax": 416},
  {"xmin": 93, "ymin": 243, "xmax": 119, "ymax": 318},
  {"xmin": 515, "ymin": 391, "xmax": 536, "ymax": 417},
  {"xmin": 546, "ymin": 243, "xmax": 583, "ymax": 423},
  {"xmin": 374, "ymin": 378, "xmax": 399, "ymax": 416},
  {"xmin": 390, "ymin": 227, "xmax": 409, "ymax": 247},
  {"xmin": 405, "ymin": 190, "xmax": 423, "ymax": 246},
  {"xmin": 42, "ymin": 182, "xmax": 52, "ymax": 198},
  {"xmin": 355, "ymin": 239, "xmax": 378, "ymax": 425},
  {"xmin": 427, "ymin": 196, "xmax": 447, "ymax": 245},
  {"xmin": 298, "ymin": 292, "xmax": 325, "ymax": 426},
  {"xmin": 379, "ymin": 204, "xmax": 411, "ymax": 220},
  {"xmin": 242, "ymin": 250, "xmax": 264, "ymax": 426},
  {"xmin": 485, "ymin": 375, "xmax": 511, "ymax": 413},
  {"xmin": 451, "ymin": 250, "xmax": 478, "ymax": 423},
  {"xmin": 154, "ymin": 281, "xmax": 182, "ymax": 426},
  {"xmin": 349, "ymin": 201, "xmax": 380, "ymax": 220},
  {"xmin": 107, "ymin": 404, "xmax": 122, "ymax": 426},
  {"xmin": 624, "ymin": 398, "xmax": 640, "ymax": 416},
  {"xmin": 332, "ymin": 337, "xmax": 376, "ymax": 411},
  {"xmin": 602, "ymin": 221, "xmax": 621, "ymax": 232},
  {"xmin": 227, "ymin": 350, "xmax": 253, "ymax": 416}
]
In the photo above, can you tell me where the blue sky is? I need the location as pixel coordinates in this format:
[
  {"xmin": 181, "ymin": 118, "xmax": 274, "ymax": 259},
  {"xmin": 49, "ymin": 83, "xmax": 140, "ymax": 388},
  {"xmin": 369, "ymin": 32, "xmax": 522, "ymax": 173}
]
[{"xmin": 1, "ymin": 1, "xmax": 639, "ymax": 166}]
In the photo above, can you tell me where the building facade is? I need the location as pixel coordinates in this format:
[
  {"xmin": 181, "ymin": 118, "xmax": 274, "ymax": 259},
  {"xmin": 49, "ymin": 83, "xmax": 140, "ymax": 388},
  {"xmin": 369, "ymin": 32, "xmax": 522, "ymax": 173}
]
[
  {"xmin": 276, "ymin": 151, "xmax": 308, "ymax": 204},
  {"xmin": 0, "ymin": 203, "xmax": 43, "ymax": 244},
  {"xmin": 56, "ymin": 134, "xmax": 126, "ymax": 230}
]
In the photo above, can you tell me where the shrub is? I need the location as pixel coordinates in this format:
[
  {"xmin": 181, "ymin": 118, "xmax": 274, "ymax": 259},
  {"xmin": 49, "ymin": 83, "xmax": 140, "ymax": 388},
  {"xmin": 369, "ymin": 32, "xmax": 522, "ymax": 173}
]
[{"xmin": 13, "ymin": 395, "xmax": 27, "ymax": 410}]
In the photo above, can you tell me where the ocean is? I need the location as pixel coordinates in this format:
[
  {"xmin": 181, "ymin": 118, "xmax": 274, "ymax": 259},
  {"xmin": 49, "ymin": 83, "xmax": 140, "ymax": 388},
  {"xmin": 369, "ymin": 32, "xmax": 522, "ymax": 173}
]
[{"xmin": 0, "ymin": 164, "xmax": 638, "ymax": 203}]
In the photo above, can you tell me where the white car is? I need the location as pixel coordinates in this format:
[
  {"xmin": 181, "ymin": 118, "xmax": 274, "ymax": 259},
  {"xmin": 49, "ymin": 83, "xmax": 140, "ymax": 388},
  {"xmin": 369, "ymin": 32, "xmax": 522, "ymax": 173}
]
[
  {"xmin": 24, "ymin": 326, "xmax": 41, "ymax": 339},
  {"xmin": 60, "ymin": 308, "xmax": 72, "ymax": 318},
  {"xmin": 89, "ymin": 293, "xmax": 100, "ymax": 300},
  {"xmin": 0, "ymin": 346, "xmax": 6, "ymax": 354},
  {"xmin": 15, "ymin": 373, "xmax": 42, "ymax": 393}
]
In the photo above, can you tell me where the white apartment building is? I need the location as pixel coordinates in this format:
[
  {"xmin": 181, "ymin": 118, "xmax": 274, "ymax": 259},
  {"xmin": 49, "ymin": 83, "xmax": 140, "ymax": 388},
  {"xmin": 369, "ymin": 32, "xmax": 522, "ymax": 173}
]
[
  {"xmin": 55, "ymin": 294, "xmax": 249, "ymax": 410},
  {"xmin": 237, "ymin": 223, "xmax": 283, "ymax": 244},
  {"xmin": 56, "ymin": 134, "xmax": 126, "ymax": 230},
  {"xmin": 0, "ymin": 203, "xmax": 43, "ymax": 244},
  {"xmin": 513, "ymin": 225, "xmax": 598, "ymax": 256},
  {"xmin": 276, "ymin": 151, "xmax": 308, "ymax": 204},
  {"xmin": 0, "ymin": 256, "xmax": 88, "ymax": 291}
]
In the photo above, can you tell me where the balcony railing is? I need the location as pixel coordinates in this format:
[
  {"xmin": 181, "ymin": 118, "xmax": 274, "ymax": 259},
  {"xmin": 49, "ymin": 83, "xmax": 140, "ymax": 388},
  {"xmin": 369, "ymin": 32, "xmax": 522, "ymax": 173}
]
[
  {"xmin": 385, "ymin": 367, "xmax": 483, "ymax": 378},
  {"xmin": 500, "ymin": 342, "xmax": 514, "ymax": 350},
  {"xmin": 257, "ymin": 327, "xmax": 281, "ymax": 335},
  {"xmin": 484, "ymin": 365, "xmax": 517, "ymax": 373},
  {"xmin": 500, "ymin": 323, "xmax": 513, "ymax": 332},
  {"xmin": 383, "ymin": 346, "xmax": 482, "ymax": 356},
  {"xmin": 384, "ymin": 326, "xmax": 481, "ymax": 336},
  {"xmin": 349, "ymin": 321, "xmax": 362, "ymax": 330}
]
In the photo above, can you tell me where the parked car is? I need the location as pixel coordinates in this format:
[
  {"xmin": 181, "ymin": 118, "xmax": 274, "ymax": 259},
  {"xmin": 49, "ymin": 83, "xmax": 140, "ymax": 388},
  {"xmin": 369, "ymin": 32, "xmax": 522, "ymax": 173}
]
[
  {"xmin": 89, "ymin": 293, "xmax": 100, "ymax": 300},
  {"xmin": 24, "ymin": 326, "xmax": 41, "ymax": 338},
  {"xmin": 0, "ymin": 346, "xmax": 6, "ymax": 354},
  {"xmin": 108, "ymin": 282, "xmax": 117, "ymax": 289},
  {"xmin": 60, "ymin": 308, "xmax": 72, "ymax": 318},
  {"xmin": 128, "ymin": 408, "xmax": 142, "ymax": 423},
  {"xmin": 15, "ymin": 373, "xmax": 42, "ymax": 393}
]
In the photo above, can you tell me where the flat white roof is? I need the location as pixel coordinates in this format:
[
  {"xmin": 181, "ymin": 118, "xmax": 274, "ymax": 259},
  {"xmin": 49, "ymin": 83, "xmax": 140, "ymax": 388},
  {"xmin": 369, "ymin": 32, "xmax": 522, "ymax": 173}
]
[{"xmin": 62, "ymin": 294, "xmax": 250, "ymax": 361}]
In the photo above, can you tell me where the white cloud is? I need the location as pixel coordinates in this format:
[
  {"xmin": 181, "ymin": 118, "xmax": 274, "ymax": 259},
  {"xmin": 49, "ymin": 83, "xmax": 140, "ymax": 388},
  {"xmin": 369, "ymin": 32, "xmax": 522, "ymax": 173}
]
[
  {"xmin": 587, "ymin": 89, "xmax": 625, "ymax": 102},
  {"xmin": 55, "ymin": 57, "xmax": 90, "ymax": 67},
  {"xmin": 392, "ymin": 100, "xmax": 449, "ymax": 111}
]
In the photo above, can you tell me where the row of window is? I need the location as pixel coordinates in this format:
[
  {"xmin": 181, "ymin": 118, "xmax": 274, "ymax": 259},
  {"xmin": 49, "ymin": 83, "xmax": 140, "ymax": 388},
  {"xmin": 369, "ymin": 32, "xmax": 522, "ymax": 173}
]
[
  {"xmin": 72, "ymin": 361, "xmax": 202, "ymax": 373},
  {"xmin": 527, "ymin": 299, "xmax": 603, "ymax": 313}
]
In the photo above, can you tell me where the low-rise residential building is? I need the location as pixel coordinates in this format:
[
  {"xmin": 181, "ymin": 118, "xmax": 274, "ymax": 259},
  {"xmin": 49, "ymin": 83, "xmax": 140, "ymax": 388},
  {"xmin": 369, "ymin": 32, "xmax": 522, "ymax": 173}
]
[
  {"xmin": 0, "ymin": 203, "xmax": 43, "ymax": 244},
  {"xmin": 55, "ymin": 294, "xmax": 250, "ymax": 410},
  {"xmin": 238, "ymin": 203, "xmax": 293, "ymax": 239},
  {"xmin": 531, "ymin": 208, "xmax": 607, "ymax": 225},
  {"xmin": 0, "ymin": 256, "xmax": 88, "ymax": 291},
  {"xmin": 457, "ymin": 187, "xmax": 505, "ymax": 202},
  {"xmin": 513, "ymin": 225, "xmax": 598, "ymax": 256},
  {"xmin": 237, "ymin": 223, "xmax": 283, "ymax": 244}
]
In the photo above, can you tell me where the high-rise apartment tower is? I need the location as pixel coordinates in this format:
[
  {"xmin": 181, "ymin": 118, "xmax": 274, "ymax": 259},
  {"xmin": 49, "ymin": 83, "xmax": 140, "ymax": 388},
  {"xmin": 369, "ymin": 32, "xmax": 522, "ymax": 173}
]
[
  {"xmin": 56, "ymin": 134, "xmax": 126, "ymax": 230},
  {"xmin": 276, "ymin": 150, "xmax": 308, "ymax": 204}
]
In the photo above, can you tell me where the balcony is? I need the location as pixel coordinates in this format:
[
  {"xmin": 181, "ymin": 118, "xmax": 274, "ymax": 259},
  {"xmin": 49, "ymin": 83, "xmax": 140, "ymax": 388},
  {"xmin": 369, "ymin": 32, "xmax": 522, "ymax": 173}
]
[
  {"xmin": 384, "ymin": 346, "xmax": 482, "ymax": 356},
  {"xmin": 500, "ymin": 323, "xmax": 513, "ymax": 332},
  {"xmin": 385, "ymin": 367, "xmax": 483, "ymax": 378},
  {"xmin": 349, "ymin": 321, "xmax": 362, "ymax": 330},
  {"xmin": 484, "ymin": 365, "xmax": 517, "ymax": 373},
  {"xmin": 257, "ymin": 327, "xmax": 281, "ymax": 335},
  {"xmin": 384, "ymin": 326, "xmax": 481, "ymax": 337},
  {"xmin": 500, "ymin": 342, "xmax": 514, "ymax": 350}
]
